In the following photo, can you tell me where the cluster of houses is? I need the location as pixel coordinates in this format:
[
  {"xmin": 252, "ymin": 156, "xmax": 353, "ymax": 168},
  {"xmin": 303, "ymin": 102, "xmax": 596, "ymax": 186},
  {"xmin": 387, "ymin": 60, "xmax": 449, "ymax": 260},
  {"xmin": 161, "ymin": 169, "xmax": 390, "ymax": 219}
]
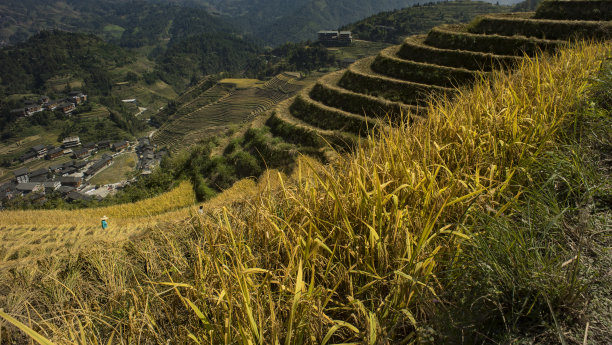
[
  {"xmin": 317, "ymin": 30, "xmax": 353, "ymax": 46},
  {"xmin": 0, "ymin": 153, "xmax": 114, "ymax": 206},
  {"xmin": 1, "ymin": 135, "xmax": 167, "ymax": 207},
  {"xmin": 10, "ymin": 91, "xmax": 87, "ymax": 117},
  {"xmin": 18, "ymin": 136, "xmax": 130, "ymax": 164},
  {"xmin": 135, "ymin": 137, "xmax": 164, "ymax": 173}
]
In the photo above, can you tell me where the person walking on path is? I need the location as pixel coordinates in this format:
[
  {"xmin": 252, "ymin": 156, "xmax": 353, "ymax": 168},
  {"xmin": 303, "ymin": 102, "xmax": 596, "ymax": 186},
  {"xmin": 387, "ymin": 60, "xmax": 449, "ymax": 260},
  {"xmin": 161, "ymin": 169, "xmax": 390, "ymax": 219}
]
[{"xmin": 101, "ymin": 216, "xmax": 108, "ymax": 230}]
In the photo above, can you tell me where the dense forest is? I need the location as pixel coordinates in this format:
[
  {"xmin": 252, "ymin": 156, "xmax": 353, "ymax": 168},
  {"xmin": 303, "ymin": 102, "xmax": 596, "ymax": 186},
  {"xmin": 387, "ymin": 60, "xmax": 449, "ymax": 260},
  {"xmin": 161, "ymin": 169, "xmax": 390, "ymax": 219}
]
[
  {"xmin": 341, "ymin": 1, "xmax": 513, "ymax": 44},
  {"xmin": 0, "ymin": 30, "xmax": 132, "ymax": 98},
  {"xmin": 0, "ymin": 0, "xmax": 236, "ymax": 48},
  {"xmin": 155, "ymin": 33, "xmax": 265, "ymax": 87}
]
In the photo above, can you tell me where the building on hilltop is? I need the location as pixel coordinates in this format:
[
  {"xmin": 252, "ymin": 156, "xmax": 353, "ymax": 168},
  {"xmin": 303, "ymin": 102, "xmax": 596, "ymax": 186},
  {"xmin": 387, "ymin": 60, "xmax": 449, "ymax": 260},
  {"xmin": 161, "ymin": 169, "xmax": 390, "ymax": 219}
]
[{"xmin": 317, "ymin": 30, "xmax": 352, "ymax": 46}]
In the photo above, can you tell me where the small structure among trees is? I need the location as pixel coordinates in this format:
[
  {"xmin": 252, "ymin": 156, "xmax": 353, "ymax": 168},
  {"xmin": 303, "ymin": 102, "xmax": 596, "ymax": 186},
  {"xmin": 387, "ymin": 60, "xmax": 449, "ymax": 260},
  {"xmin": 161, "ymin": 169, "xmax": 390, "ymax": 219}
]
[{"xmin": 317, "ymin": 30, "xmax": 353, "ymax": 46}]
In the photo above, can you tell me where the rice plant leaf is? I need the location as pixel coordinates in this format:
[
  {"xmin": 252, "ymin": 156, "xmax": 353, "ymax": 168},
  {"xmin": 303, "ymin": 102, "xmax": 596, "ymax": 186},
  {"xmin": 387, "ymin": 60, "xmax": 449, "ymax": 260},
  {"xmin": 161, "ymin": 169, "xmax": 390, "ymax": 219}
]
[
  {"xmin": 0, "ymin": 309, "xmax": 57, "ymax": 345},
  {"xmin": 185, "ymin": 298, "xmax": 214, "ymax": 331},
  {"xmin": 321, "ymin": 320, "xmax": 360, "ymax": 345}
]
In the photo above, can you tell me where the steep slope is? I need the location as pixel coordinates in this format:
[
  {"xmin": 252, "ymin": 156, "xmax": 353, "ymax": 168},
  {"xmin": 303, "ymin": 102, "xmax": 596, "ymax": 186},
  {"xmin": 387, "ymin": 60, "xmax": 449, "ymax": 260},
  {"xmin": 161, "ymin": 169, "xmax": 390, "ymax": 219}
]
[
  {"xmin": 263, "ymin": 0, "xmax": 611, "ymax": 155},
  {"xmin": 341, "ymin": 0, "xmax": 513, "ymax": 44},
  {"xmin": 152, "ymin": 73, "xmax": 306, "ymax": 150}
]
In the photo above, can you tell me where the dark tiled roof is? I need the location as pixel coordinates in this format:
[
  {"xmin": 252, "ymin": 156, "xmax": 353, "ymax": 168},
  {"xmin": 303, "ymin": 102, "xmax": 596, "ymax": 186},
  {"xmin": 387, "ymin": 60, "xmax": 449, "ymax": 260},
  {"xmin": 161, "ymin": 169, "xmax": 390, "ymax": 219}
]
[
  {"xmin": 13, "ymin": 168, "xmax": 28, "ymax": 176},
  {"xmin": 29, "ymin": 168, "xmax": 49, "ymax": 177}
]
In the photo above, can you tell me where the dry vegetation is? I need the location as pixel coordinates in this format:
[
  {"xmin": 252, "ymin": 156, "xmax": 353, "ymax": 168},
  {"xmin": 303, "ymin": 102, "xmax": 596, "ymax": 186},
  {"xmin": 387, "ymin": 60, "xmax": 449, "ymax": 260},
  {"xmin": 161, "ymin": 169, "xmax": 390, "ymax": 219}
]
[{"xmin": 0, "ymin": 42, "xmax": 609, "ymax": 344}]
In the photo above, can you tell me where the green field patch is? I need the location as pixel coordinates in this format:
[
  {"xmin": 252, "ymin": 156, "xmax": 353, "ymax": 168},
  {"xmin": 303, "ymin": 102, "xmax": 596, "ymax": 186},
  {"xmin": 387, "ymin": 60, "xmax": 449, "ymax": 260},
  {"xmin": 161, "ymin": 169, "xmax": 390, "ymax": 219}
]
[
  {"xmin": 102, "ymin": 24, "xmax": 125, "ymax": 40},
  {"xmin": 79, "ymin": 104, "xmax": 110, "ymax": 119},
  {"xmin": 219, "ymin": 78, "xmax": 264, "ymax": 89},
  {"xmin": 88, "ymin": 152, "xmax": 137, "ymax": 185},
  {"xmin": 330, "ymin": 40, "xmax": 392, "ymax": 61}
]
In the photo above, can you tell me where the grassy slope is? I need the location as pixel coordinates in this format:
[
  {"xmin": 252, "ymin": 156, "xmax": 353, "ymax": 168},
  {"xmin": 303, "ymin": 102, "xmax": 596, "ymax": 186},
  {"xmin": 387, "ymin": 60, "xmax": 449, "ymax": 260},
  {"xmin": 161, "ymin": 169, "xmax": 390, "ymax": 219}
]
[
  {"xmin": 0, "ymin": 42, "xmax": 610, "ymax": 343},
  {"xmin": 88, "ymin": 152, "xmax": 138, "ymax": 185}
]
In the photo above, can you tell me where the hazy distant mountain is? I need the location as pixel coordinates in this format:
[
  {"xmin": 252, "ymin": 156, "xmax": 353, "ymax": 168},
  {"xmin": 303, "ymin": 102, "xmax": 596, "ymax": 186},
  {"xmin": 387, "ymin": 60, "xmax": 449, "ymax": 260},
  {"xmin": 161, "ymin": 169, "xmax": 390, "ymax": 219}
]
[
  {"xmin": 0, "ymin": 0, "xmax": 236, "ymax": 46},
  {"xmin": 186, "ymin": 0, "xmax": 525, "ymax": 45},
  {"xmin": 0, "ymin": 0, "xmax": 526, "ymax": 47}
]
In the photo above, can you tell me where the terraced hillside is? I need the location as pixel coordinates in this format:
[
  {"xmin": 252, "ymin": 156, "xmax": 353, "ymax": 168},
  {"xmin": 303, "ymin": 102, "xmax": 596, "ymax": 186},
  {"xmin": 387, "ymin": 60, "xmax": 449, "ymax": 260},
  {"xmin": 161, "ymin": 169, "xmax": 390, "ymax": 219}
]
[
  {"xmin": 265, "ymin": 0, "xmax": 611, "ymax": 153},
  {"xmin": 152, "ymin": 73, "xmax": 305, "ymax": 150}
]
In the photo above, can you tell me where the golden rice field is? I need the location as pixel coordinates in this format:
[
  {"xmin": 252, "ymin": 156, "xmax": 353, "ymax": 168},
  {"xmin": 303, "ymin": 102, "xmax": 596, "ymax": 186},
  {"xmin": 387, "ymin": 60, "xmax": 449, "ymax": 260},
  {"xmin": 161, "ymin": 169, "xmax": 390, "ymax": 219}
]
[
  {"xmin": 0, "ymin": 172, "xmax": 289, "ymax": 267},
  {"xmin": 0, "ymin": 181, "xmax": 193, "ymax": 265}
]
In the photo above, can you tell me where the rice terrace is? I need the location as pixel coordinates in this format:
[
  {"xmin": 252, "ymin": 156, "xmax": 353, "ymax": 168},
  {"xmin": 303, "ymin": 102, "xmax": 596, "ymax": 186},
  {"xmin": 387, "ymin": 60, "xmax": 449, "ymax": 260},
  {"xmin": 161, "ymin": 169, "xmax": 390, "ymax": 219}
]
[{"xmin": 0, "ymin": 0, "xmax": 611, "ymax": 344}]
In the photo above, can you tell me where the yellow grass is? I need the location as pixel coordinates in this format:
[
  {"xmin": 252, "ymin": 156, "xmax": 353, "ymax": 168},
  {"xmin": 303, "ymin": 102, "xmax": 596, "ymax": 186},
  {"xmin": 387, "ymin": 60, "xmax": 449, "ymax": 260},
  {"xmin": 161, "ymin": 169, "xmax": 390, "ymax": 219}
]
[
  {"xmin": 0, "ymin": 181, "xmax": 194, "ymax": 227},
  {"xmin": 0, "ymin": 172, "xmax": 289, "ymax": 266},
  {"xmin": 219, "ymin": 78, "xmax": 264, "ymax": 89}
]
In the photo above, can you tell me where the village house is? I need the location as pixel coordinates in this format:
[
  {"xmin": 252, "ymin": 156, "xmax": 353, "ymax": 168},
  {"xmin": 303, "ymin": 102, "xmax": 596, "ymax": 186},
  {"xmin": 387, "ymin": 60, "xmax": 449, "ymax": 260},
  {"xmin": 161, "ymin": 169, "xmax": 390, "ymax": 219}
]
[
  {"xmin": 24, "ymin": 100, "xmax": 43, "ymax": 115},
  {"xmin": 317, "ymin": 30, "xmax": 352, "ymax": 46},
  {"xmin": 42, "ymin": 181, "xmax": 61, "ymax": 193},
  {"xmin": 19, "ymin": 151, "xmax": 38, "ymax": 163},
  {"xmin": 68, "ymin": 91, "xmax": 88, "ymax": 104},
  {"xmin": 27, "ymin": 191, "xmax": 47, "ymax": 204},
  {"xmin": 31, "ymin": 144, "xmax": 48, "ymax": 158},
  {"xmin": 57, "ymin": 185, "xmax": 75, "ymax": 195},
  {"xmin": 16, "ymin": 182, "xmax": 44, "ymax": 194},
  {"xmin": 72, "ymin": 148, "xmax": 92, "ymax": 159},
  {"xmin": 83, "ymin": 142, "xmax": 97, "ymax": 151},
  {"xmin": 0, "ymin": 182, "xmax": 18, "ymax": 201},
  {"xmin": 59, "ymin": 102, "xmax": 76, "ymax": 114},
  {"xmin": 97, "ymin": 140, "xmax": 111, "ymax": 149},
  {"xmin": 85, "ymin": 155, "xmax": 113, "ymax": 177},
  {"xmin": 45, "ymin": 99, "xmax": 62, "ymax": 111},
  {"xmin": 59, "ymin": 176, "xmax": 83, "ymax": 188},
  {"xmin": 29, "ymin": 168, "xmax": 51, "ymax": 182},
  {"xmin": 46, "ymin": 147, "xmax": 65, "ymax": 160},
  {"xmin": 13, "ymin": 168, "xmax": 29, "ymax": 184},
  {"xmin": 112, "ymin": 140, "xmax": 129, "ymax": 152},
  {"xmin": 62, "ymin": 136, "xmax": 81, "ymax": 148},
  {"xmin": 39, "ymin": 95, "xmax": 50, "ymax": 104},
  {"xmin": 49, "ymin": 163, "xmax": 64, "ymax": 173},
  {"xmin": 66, "ymin": 191, "xmax": 92, "ymax": 202}
]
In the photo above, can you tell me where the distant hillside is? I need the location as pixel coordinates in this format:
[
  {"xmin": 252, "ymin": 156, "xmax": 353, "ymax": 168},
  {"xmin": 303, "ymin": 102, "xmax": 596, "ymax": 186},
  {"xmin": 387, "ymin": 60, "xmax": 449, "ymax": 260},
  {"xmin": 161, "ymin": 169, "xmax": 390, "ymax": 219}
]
[
  {"xmin": 0, "ymin": 30, "xmax": 175, "ymax": 150},
  {"xmin": 341, "ymin": 1, "xmax": 513, "ymax": 44},
  {"xmin": 0, "ymin": 0, "xmax": 236, "ymax": 48},
  {"xmin": 155, "ymin": 33, "xmax": 265, "ymax": 89},
  {"xmin": 191, "ymin": 0, "xmax": 524, "ymax": 45},
  {"xmin": 0, "ymin": 30, "xmax": 132, "ymax": 98}
]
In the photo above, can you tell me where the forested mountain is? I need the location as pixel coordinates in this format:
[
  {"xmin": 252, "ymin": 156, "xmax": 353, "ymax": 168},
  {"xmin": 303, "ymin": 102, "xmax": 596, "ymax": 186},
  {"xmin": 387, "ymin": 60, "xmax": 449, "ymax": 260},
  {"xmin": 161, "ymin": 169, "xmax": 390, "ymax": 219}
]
[
  {"xmin": 0, "ymin": 0, "xmax": 236, "ymax": 48},
  {"xmin": 341, "ymin": 1, "xmax": 512, "ymax": 44},
  {"xmin": 0, "ymin": 30, "xmax": 132, "ymax": 98},
  {"xmin": 155, "ymin": 33, "xmax": 265, "ymax": 87}
]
